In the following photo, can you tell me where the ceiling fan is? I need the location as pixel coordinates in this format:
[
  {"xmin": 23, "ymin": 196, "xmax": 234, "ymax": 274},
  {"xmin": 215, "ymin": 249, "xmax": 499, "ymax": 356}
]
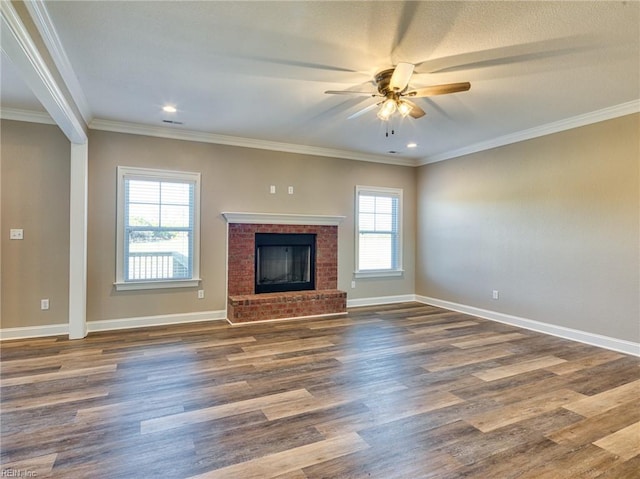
[{"xmin": 325, "ymin": 62, "xmax": 470, "ymax": 121}]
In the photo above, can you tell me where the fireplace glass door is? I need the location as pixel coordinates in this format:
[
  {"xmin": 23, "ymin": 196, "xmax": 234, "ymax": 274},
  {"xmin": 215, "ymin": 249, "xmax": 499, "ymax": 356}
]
[{"xmin": 255, "ymin": 233, "xmax": 315, "ymax": 293}]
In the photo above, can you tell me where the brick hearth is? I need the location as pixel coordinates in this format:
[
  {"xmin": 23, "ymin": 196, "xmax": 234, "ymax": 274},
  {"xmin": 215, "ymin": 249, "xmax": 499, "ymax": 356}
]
[
  {"xmin": 228, "ymin": 290, "xmax": 346, "ymax": 323},
  {"xmin": 225, "ymin": 219, "xmax": 346, "ymax": 323}
]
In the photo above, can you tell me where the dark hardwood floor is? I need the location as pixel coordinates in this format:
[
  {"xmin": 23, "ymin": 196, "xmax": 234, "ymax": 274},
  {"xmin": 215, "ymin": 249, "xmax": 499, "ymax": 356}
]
[{"xmin": 1, "ymin": 303, "xmax": 639, "ymax": 478}]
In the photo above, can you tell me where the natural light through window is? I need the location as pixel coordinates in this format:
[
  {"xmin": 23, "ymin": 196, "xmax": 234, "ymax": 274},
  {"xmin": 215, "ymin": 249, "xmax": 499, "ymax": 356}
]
[
  {"xmin": 355, "ymin": 185, "xmax": 403, "ymax": 278},
  {"xmin": 115, "ymin": 167, "xmax": 201, "ymax": 290}
]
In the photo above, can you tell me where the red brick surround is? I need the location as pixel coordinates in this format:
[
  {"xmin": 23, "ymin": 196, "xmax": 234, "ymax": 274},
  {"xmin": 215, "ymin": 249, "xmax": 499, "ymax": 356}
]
[{"xmin": 227, "ymin": 223, "xmax": 346, "ymax": 323}]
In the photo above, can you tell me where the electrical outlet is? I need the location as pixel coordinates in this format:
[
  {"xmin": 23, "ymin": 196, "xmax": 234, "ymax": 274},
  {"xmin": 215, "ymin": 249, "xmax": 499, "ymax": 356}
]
[
  {"xmin": 351, "ymin": 280, "xmax": 356, "ymax": 289},
  {"xmin": 269, "ymin": 185, "xmax": 276, "ymax": 194},
  {"xmin": 197, "ymin": 290, "xmax": 205, "ymax": 299},
  {"xmin": 288, "ymin": 186, "xmax": 294, "ymax": 195},
  {"xmin": 10, "ymin": 229, "xmax": 24, "ymax": 240},
  {"xmin": 492, "ymin": 290, "xmax": 499, "ymax": 300},
  {"xmin": 41, "ymin": 299, "xmax": 49, "ymax": 310}
]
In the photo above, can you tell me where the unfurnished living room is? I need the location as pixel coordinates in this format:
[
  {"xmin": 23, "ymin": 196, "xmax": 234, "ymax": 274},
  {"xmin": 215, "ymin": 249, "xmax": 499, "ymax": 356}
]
[{"xmin": 1, "ymin": 1, "xmax": 639, "ymax": 478}]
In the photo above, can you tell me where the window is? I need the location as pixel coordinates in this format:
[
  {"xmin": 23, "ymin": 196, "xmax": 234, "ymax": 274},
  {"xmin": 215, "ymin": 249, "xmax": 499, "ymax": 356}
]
[
  {"xmin": 115, "ymin": 166, "xmax": 201, "ymax": 290},
  {"xmin": 355, "ymin": 185, "xmax": 403, "ymax": 277}
]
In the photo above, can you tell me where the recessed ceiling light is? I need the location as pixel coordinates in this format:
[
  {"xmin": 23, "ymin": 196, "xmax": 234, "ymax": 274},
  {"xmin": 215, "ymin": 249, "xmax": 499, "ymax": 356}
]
[
  {"xmin": 162, "ymin": 105, "xmax": 177, "ymax": 113},
  {"xmin": 407, "ymin": 142, "xmax": 417, "ymax": 148}
]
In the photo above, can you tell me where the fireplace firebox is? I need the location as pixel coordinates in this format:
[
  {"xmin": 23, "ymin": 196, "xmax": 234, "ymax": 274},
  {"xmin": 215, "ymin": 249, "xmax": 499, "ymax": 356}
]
[{"xmin": 255, "ymin": 233, "xmax": 316, "ymax": 294}]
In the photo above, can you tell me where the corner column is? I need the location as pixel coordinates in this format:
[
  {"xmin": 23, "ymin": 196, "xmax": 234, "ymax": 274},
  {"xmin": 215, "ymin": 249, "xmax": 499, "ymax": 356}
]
[{"xmin": 69, "ymin": 141, "xmax": 88, "ymax": 339}]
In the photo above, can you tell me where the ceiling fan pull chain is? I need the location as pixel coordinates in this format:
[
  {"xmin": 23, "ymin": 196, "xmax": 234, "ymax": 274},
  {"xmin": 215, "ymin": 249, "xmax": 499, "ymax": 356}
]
[{"xmin": 384, "ymin": 120, "xmax": 397, "ymax": 137}]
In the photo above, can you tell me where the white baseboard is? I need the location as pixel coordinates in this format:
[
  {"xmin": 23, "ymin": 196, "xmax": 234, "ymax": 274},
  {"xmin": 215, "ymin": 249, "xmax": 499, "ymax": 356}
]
[
  {"xmin": 87, "ymin": 310, "xmax": 227, "ymax": 333},
  {"xmin": 4, "ymin": 298, "xmax": 638, "ymax": 358},
  {"xmin": 0, "ymin": 310, "xmax": 227, "ymax": 340},
  {"xmin": 347, "ymin": 294, "xmax": 416, "ymax": 308},
  {"xmin": 0, "ymin": 323, "xmax": 69, "ymax": 341},
  {"xmin": 415, "ymin": 295, "xmax": 640, "ymax": 357}
]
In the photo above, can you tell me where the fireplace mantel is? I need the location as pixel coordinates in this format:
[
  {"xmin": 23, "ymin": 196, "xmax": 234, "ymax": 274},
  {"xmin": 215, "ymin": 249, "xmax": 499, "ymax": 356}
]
[{"xmin": 222, "ymin": 212, "xmax": 345, "ymax": 226}]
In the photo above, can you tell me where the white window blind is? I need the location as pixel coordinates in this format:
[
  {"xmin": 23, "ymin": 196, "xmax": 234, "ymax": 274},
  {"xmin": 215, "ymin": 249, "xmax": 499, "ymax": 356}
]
[
  {"xmin": 115, "ymin": 167, "xmax": 201, "ymax": 290},
  {"xmin": 355, "ymin": 186, "xmax": 403, "ymax": 277}
]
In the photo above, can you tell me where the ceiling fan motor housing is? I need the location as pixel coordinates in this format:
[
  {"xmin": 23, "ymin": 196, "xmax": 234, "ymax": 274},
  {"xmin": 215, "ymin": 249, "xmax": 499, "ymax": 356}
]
[
  {"xmin": 375, "ymin": 68, "xmax": 406, "ymax": 96},
  {"xmin": 327, "ymin": 63, "xmax": 467, "ymax": 120}
]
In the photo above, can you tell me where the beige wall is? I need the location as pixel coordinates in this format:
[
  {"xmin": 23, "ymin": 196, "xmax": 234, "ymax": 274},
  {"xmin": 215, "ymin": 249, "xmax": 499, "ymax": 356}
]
[
  {"xmin": 416, "ymin": 113, "xmax": 640, "ymax": 342},
  {"xmin": 1, "ymin": 120, "xmax": 70, "ymax": 328},
  {"xmin": 5, "ymin": 114, "xmax": 637, "ymax": 343},
  {"xmin": 87, "ymin": 130, "xmax": 416, "ymax": 323}
]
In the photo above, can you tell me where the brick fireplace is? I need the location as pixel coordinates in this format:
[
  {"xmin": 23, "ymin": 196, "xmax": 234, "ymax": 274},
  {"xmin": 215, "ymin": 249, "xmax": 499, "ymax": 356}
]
[{"xmin": 223, "ymin": 213, "xmax": 347, "ymax": 323}]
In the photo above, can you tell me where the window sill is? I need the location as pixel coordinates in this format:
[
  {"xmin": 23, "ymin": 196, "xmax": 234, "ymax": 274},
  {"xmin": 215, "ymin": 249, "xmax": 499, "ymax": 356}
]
[
  {"xmin": 354, "ymin": 269, "xmax": 404, "ymax": 279},
  {"xmin": 114, "ymin": 279, "xmax": 201, "ymax": 291}
]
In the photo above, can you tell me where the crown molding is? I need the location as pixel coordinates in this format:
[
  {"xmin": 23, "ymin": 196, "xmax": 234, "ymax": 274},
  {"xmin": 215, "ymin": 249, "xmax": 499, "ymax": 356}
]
[
  {"xmin": 0, "ymin": 107, "xmax": 55, "ymax": 125},
  {"xmin": 89, "ymin": 118, "xmax": 418, "ymax": 167},
  {"xmin": 222, "ymin": 212, "xmax": 345, "ymax": 226},
  {"xmin": 419, "ymin": 100, "xmax": 640, "ymax": 165},
  {"xmin": 0, "ymin": 0, "xmax": 86, "ymax": 144},
  {"xmin": 7, "ymin": 98, "xmax": 636, "ymax": 167},
  {"xmin": 23, "ymin": 0, "xmax": 92, "ymax": 124}
]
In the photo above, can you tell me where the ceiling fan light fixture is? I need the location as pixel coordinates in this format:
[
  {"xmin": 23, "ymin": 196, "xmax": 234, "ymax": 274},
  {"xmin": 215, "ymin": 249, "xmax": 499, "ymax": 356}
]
[
  {"xmin": 326, "ymin": 63, "xmax": 469, "ymax": 122},
  {"xmin": 376, "ymin": 109, "xmax": 391, "ymax": 121},
  {"xmin": 377, "ymin": 98, "xmax": 397, "ymax": 121},
  {"xmin": 397, "ymin": 101, "xmax": 413, "ymax": 117}
]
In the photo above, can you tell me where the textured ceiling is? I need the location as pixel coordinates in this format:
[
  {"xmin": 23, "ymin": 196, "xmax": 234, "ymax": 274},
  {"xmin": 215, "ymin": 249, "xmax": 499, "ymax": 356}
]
[
  {"xmin": 2, "ymin": 1, "xmax": 639, "ymax": 163},
  {"xmin": 1, "ymin": 50, "xmax": 44, "ymax": 112}
]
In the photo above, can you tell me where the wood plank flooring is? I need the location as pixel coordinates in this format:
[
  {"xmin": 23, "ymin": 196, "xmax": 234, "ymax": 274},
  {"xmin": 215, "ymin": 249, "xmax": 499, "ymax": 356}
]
[{"xmin": 1, "ymin": 303, "xmax": 639, "ymax": 478}]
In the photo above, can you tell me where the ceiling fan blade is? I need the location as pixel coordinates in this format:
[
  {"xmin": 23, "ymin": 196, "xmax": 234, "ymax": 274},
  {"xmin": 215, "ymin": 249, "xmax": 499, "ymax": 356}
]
[
  {"xmin": 347, "ymin": 102, "xmax": 381, "ymax": 120},
  {"xmin": 325, "ymin": 90, "xmax": 376, "ymax": 96},
  {"xmin": 405, "ymin": 82, "xmax": 471, "ymax": 97},
  {"xmin": 413, "ymin": 37, "xmax": 591, "ymax": 75},
  {"xmin": 390, "ymin": 2, "xmax": 420, "ymax": 64},
  {"xmin": 403, "ymin": 100, "xmax": 426, "ymax": 119},
  {"xmin": 389, "ymin": 62, "xmax": 414, "ymax": 91}
]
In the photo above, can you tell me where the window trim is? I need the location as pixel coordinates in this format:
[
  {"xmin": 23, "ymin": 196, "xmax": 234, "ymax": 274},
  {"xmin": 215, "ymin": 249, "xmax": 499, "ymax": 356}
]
[
  {"xmin": 114, "ymin": 166, "xmax": 201, "ymax": 291},
  {"xmin": 354, "ymin": 185, "xmax": 404, "ymax": 279}
]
